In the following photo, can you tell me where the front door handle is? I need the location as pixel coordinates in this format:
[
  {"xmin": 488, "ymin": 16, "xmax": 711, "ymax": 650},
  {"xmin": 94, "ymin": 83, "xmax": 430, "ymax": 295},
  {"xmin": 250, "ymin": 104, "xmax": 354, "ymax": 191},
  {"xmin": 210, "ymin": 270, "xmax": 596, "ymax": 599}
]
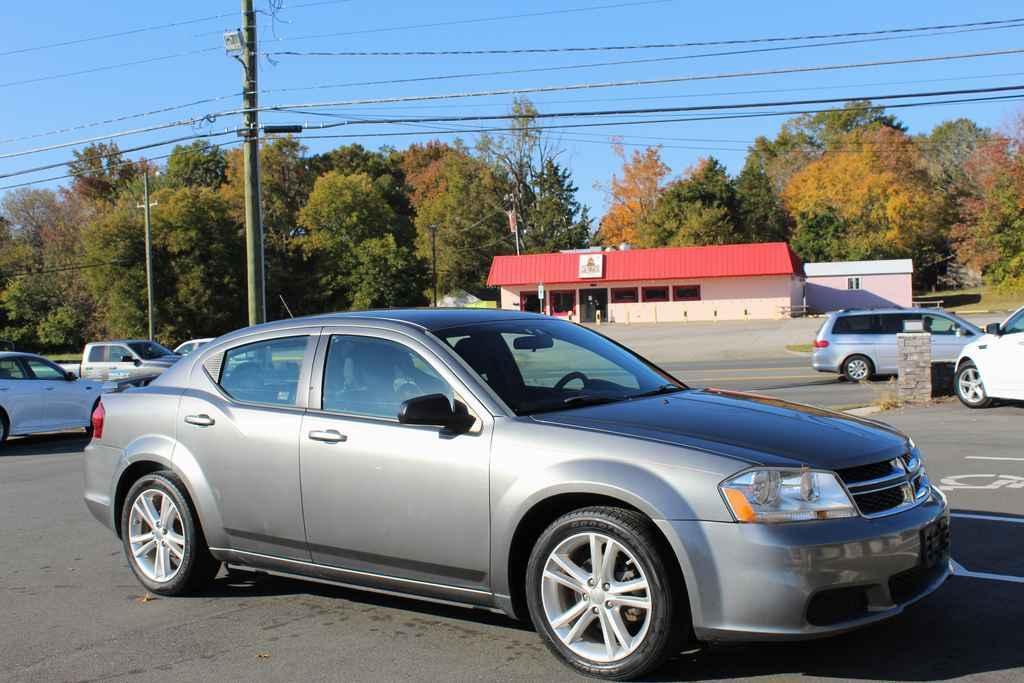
[
  {"xmin": 308, "ymin": 429, "xmax": 347, "ymax": 443},
  {"xmin": 184, "ymin": 414, "xmax": 215, "ymax": 427}
]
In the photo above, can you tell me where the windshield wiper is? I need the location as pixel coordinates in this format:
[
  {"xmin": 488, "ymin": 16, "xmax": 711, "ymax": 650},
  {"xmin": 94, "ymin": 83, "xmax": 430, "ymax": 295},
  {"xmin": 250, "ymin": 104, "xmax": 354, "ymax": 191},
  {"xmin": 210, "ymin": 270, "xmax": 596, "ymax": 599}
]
[
  {"xmin": 561, "ymin": 394, "xmax": 624, "ymax": 407},
  {"xmin": 627, "ymin": 383, "xmax": 685, "ymax": 399}
]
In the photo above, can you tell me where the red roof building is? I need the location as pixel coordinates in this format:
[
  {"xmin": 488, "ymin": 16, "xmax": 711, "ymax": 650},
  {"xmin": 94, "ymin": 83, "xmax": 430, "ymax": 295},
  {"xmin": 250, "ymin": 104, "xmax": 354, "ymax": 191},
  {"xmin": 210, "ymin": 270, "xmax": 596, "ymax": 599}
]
[{"xmin": 487, "ymin": 242, "xmax": 805, "ymax": 323}]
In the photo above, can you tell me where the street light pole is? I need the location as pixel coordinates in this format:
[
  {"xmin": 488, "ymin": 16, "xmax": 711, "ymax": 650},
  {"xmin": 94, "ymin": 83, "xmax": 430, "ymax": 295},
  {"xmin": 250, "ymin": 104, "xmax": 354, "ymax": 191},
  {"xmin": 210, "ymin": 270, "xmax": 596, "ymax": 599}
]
[
  {"xmin": 430, "ymin": 224, "xmax": 438, "ymax": 307},
  {"xmin": 138, "ymin": 171, "xmax": 156, "ymax": 341}
]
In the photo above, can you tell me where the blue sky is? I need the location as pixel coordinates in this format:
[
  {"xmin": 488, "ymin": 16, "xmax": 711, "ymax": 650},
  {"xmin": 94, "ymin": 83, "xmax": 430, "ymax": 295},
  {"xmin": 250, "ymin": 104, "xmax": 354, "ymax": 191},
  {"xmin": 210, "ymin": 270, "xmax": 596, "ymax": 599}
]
[{"xmin": 2, "ymin": 0, "xmax": 1024, "ymax": 218}]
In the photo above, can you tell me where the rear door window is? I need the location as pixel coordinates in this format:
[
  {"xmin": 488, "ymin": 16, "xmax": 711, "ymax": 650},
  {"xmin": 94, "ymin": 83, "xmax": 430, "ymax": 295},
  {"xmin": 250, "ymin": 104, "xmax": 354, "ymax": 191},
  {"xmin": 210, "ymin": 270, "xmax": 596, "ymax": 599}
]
[
  {"xmin": 0, "ymin": 358, "xmax": 28, "ymax": 380},
  {"xmin": 87, "ymin": 346, "xmax": 108, "ymax": 362},
  {"xmin": 219, "ymin": 336, "xmax": 309, "ymax": 406}
]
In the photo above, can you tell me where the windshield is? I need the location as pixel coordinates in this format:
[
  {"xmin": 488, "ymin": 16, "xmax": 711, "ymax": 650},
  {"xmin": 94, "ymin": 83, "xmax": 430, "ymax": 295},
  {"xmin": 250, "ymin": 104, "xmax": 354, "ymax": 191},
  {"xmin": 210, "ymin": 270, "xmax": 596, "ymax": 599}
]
[
  {"xmin": 436, "ymin": 320, "xmax": 683, "ymax": 415},
  {"xmin": 127, "ymin": 341, "xmax": 175, "ymax": 359}
]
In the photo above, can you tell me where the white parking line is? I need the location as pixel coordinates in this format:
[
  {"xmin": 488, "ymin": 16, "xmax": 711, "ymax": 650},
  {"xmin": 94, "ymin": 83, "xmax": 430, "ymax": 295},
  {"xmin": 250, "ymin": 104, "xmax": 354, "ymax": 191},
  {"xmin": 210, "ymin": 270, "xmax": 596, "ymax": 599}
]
[
  {"xmin": 965, "ymin": 456, "xmax": 1024, "ymax": 462},
  {"xmin": 950, "ymin": 559, "xmax": 1024, "ymax": 585},
  {"xmin": 951, "ymin": 512, "xmax": 1024, "ymax": 524}
]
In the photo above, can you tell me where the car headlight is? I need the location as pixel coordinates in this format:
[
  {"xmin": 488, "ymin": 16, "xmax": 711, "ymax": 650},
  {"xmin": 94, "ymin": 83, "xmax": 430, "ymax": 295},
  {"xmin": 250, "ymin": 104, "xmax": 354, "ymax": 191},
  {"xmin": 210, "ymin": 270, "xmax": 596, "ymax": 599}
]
[{"xmin": 720, "ymin": 468, "xmax": 857, "ymax": 523}]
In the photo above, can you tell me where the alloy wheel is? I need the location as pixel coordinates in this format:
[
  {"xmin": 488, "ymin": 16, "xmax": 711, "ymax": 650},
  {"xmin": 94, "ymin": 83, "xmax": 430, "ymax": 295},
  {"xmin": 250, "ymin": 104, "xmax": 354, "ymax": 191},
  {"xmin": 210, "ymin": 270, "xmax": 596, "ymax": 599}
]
[
  {"xmin": 846, "ymin": 358, "xmax": 870, "ymax": 381},
  {"xmin": 128, "ymin": 488, "xmax": 186, "ymax": 583},
  {"xmin": 958, "ymin": 367, "xmax": 987, "ymax": 405},
  {"xmin": 540, "ymin": 532, "xmax": 653, "ymax": 663}
]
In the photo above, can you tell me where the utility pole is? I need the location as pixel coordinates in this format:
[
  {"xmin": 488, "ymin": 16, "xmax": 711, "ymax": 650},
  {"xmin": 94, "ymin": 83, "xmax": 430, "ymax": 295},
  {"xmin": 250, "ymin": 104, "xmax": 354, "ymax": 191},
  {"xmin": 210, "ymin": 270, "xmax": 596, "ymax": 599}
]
[
  {"xmin": 136, "ymin": 171, "xmax": 156, "ymax": 341},
  {"xmin": 430, "ymin": 224, "xmax": 438, "ymax": 307},
  {"xmin": 241, "ymin": 0, "xmax": 265, "ymax": 325}
]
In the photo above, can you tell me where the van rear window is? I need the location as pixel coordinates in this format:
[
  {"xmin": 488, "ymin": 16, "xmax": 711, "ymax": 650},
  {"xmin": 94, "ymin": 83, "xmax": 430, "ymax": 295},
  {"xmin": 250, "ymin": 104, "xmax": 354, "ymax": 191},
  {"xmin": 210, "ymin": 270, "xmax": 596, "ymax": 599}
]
[{"xmin": 833, "ymin": 315, "xmax": 880, "ymax": 334}]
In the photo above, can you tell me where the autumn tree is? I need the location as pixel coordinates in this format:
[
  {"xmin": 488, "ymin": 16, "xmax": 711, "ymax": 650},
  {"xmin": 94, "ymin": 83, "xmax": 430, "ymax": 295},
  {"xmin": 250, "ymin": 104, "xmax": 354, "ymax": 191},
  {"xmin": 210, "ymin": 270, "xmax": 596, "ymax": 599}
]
[
  {"xmin": 597, "ymin": 143, "xmax": 670, "ymax": 245},
  {"xmin": 952, "ymin": 115, "xmax": 1024, "ymax": 292},
  {"xmin": 734, "ymin": 154, "xmax": 790, "ymax": 243},
  {"xmin": 68, "ymin": 142, "xmax": 138, "ymax": 203},
  {"xmin": 783, "ymin": 126, "xmax": 946, "ymax": 287}
]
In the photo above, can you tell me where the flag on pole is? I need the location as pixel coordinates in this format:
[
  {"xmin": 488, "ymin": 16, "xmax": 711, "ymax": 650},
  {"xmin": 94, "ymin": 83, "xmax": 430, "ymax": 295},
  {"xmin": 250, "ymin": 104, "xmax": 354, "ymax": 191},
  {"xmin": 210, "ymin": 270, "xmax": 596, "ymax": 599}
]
[{"xmin": 506, "ymin": 209, "xmax": 518, "ymax": 234}]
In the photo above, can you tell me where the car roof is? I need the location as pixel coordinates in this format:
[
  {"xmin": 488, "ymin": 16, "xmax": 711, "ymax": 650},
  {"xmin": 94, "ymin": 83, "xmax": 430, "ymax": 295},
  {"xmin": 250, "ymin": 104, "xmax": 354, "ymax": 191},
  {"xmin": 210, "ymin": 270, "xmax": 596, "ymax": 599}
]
[
  {"xmin": 832, "ymin": 307, "xmax": 958, "ymax": 316},
  {"xmin": 88, "ymin": 339, "xmax": 150, "ymax": 345},
  {"xmin": 223, "ymin": 308, "xmax": 547, "ymax": 339},
  {"xmin": 0, "ymin": 351, "xmax": 47, "ymax": 361}
]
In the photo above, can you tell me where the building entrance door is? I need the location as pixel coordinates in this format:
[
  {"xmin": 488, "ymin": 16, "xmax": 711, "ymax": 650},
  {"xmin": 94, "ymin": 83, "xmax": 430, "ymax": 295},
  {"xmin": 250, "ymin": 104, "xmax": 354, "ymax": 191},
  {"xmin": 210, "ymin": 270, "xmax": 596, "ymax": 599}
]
[
  {"xmin": 521, "ymin": 292, "xmax": 541, "ymax": 313},
  {"xmin": 579, "ymin": 289, "xmax": 608, "ymax": 323}
]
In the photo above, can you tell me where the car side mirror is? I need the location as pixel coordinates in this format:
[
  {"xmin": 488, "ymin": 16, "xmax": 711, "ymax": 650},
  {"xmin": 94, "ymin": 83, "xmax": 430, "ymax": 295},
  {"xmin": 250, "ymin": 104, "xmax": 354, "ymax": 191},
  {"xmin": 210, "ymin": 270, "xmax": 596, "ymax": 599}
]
[
  {"xmin": 399, "ymin": 394, "xmax": 473, "ymax": 432},
  {"xmin": 64, "ymin": 371, "xmax": 76, "ymax": 381},
  {"xmin": 985, "ymin": 322, "xmax": 1002, "ymax": 336}
]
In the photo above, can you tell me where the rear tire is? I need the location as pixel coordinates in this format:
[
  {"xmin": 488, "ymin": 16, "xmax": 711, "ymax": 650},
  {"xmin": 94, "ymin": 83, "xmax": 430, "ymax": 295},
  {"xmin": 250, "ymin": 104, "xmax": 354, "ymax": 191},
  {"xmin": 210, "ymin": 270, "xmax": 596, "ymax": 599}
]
[
  {"xmin": 842, "ymin": 354, "xmax": 874, "ymax": 382},
  {"xmin": 525, "ymin": 506, "xmax": 689, "ymax": 681},
  {"xmin": 955, "ymin": 361, "xmax": 992, "ymax": 409},
  {"xmin": 0, "ymin": 411, "xmax": 8, "ymax": 445},
  {"xmin": 120, "ymin": 472, "xmax": 221, "ymax": 595}
]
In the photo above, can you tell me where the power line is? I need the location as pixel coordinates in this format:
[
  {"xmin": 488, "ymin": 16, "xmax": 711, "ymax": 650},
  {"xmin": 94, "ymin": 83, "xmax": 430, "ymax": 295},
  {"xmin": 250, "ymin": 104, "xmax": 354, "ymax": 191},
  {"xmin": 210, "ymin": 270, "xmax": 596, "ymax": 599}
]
[
  {"xmin": 253, "ymin": 46, "xmax": 1024, "ymax": 104},
  {"xmin": 2, "ymin": 0, "xmax": 357, "ymax": 57},
  {"xmin": 8, "ymin": 49, "xmax": 1024, "ymax": 162},
  {"xmin": 285, "ymin": 91, "xmax": 1024, "ymax": 140},
  {"xmin": 1, "ymin": 259, "xmax": 140, "ymax": 279},
  {"xmin": 266, "ymin": 17, "xmax": 1024, "ymax": 56},
  {"xmin": 0, "ymin": 47, "xmax": 220, "ymax": 90},
  {"xmin": 0, "ymin": 139, "xmax": 245, "ymax": 191},
  {"xmin": 0, "ymin": 130, "xmax": 239, "ymax": 181},
  {"xmin": 276, "ymin": 83, "xmax": 1024, "ymax": 131},
  {"xmin": 263, "ymin": 0, "xmax": 677, "ymax": 43}
]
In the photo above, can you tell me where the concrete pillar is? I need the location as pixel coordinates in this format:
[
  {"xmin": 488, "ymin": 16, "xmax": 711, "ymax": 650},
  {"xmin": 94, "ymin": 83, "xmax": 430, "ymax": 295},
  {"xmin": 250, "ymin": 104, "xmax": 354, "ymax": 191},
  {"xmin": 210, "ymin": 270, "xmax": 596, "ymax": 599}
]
[{"xmin": 896, "ymin": 333, "xmax": 932, "ymax": 403}]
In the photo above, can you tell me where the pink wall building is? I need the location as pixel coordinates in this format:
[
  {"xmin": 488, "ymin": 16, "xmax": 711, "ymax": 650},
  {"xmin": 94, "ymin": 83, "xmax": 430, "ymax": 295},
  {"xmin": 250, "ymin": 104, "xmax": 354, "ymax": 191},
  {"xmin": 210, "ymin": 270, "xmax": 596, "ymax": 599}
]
[
  {"xmin": 804, "ymin": 259, "xmax": 913, "ymax": 313},
  {"xmin": 487, "ymin": 243, "xmax": 805, "ymax": 323}
]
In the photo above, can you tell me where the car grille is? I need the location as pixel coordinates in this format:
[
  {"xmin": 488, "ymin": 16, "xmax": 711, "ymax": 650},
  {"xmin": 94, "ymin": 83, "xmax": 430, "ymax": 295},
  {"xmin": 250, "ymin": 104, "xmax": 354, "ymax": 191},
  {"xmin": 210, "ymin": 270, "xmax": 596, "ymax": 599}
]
[{"xmin": 837, "ymin": 453, "xmax": 926, "ymax": 518}]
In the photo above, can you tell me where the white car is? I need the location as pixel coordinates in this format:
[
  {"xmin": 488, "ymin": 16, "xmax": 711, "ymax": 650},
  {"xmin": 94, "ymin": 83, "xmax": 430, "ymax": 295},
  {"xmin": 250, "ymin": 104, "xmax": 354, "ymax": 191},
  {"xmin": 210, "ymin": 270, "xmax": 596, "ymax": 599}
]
[
  {"xmin": 174, "ymin": 338, "xmax": 214, "ymax": 356},
  {"xmin": 954, "ymin": 306, "xmax": 1024, "ymax": 408},
  {"xmin": 0, "ymin": 352, "xmax": 104, "ymax": 443}
]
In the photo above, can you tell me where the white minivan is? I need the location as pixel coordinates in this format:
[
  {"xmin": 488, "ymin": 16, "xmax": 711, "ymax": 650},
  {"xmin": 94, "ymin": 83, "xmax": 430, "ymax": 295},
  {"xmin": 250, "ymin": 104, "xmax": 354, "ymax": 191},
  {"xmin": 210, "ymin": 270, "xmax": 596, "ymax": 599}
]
[{"xmin": 955, "ymin": 305, "xmax": 1024, "ymax": 407}]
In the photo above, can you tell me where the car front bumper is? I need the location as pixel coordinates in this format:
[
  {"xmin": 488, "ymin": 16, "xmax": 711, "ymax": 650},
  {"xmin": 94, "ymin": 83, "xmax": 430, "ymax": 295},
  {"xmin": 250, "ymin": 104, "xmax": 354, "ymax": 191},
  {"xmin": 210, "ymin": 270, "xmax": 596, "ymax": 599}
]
[{"xmin": 657, "ymin": 486, "xmax": 949, "ymax": 641}]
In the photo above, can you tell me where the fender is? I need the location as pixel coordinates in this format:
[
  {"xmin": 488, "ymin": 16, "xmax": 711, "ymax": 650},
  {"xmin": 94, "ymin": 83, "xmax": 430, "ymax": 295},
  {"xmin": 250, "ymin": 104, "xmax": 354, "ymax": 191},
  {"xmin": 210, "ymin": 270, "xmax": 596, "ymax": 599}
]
[
  {"xmin": 490, "ymin": 456, "xmax": 715, "ymax": 617},
  {"xmin": 111, "ymin": 433, "xmax": 226, "ymax": 549}
]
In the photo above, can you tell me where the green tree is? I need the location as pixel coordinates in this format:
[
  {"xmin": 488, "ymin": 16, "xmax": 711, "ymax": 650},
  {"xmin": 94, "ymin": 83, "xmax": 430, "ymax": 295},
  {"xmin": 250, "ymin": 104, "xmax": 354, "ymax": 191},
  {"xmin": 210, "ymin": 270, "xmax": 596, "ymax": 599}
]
[
  {"xmin": 348, "ymin": 235, "xmax": 428, "ymax": 310},
  {"xmin": 734, "ymin": 156, "xmax": 790, "ymax": 242},
  {"xmin": 411, "ymin": 151, "xmax": 510, "ymax": 297},
  {"xmin": 527, "ymin": 159, "xmax": 591, "ymax": 253},
  {"xmin": 637, "ymin": 157, "xmax": 739, "ymax": 247},
  {"xmin": 165, "ymin": 140, "xmax": 228, "ymax": 189}
]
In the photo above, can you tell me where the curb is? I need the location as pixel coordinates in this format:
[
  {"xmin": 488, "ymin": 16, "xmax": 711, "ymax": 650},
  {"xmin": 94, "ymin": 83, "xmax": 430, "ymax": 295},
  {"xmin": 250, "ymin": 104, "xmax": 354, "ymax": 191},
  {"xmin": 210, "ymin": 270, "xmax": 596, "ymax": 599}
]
[{"xmin": 844, "ymin": 405, "xmax": 883, "ymax": 417}]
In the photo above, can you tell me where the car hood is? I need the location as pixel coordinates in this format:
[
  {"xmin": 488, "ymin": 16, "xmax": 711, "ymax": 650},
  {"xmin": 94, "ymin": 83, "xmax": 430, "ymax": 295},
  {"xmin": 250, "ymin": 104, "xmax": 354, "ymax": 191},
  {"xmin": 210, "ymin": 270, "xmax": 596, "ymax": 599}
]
[{"xmin": 531, "ymin": 388, "xmax": 908, "ymax": 470}]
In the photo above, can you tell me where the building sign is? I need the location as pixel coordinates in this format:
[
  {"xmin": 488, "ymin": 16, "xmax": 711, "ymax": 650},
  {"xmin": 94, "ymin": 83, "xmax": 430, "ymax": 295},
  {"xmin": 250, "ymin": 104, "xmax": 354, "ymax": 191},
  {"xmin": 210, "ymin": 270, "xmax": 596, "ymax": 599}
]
[{"xmin": 578, "ymin": 253, "xmax": 604, "ymax": 279}]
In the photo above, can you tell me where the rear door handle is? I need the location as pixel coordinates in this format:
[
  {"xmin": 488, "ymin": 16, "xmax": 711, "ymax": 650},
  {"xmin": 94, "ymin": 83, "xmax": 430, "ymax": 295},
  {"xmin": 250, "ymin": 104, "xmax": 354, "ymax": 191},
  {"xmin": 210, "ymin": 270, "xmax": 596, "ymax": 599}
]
[
  {"xmin": 184, "ymin": 414, "xmax": 215, "ymax": 427},
  {"xmin": 308, "ymin": 429, "xmax": 347, "ymax": 443}
]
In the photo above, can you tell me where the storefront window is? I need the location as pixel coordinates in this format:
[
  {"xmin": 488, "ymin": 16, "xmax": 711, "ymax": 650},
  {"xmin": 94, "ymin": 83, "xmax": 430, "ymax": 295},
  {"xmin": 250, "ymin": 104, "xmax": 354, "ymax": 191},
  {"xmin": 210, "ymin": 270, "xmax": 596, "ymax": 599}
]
[
  {"xmin": 673, "ymin": 285, "xmax": 701, "ymax": 301},
  {"xmin": 551, "ymin": 291, "xmax": 575, "ymax": 314},
  {"xmin": 611, "ymin": 288, "xmax": 639, "ymax": 303},
  {"xmin": 642, "ymin": 286, "xmax": 669, "ymax": 302}
]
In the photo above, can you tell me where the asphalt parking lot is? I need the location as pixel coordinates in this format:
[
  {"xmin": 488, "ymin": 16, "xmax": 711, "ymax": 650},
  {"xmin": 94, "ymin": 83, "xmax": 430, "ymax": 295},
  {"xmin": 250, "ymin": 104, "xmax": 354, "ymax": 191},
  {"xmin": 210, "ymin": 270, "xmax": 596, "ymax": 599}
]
[{"xmin": 2, "ymin": 399, "xmax": 1022, "ymax": 682}]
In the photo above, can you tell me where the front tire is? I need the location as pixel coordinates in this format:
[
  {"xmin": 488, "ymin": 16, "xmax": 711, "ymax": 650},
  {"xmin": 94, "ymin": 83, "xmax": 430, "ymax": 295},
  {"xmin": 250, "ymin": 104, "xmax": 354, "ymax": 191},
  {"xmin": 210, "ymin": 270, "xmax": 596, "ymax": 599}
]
[
  {"xmin": 842, "ymin": 354, "xmax": 874, "ymax": 382},
  {"xmin": 120, "ymin": 472, "xmax": 220, "ymax": 595},
  {"xmin": 956, "ymin": 361, "xmax": 992, "ymax": 408},
  {"xmin": 525, "ymin": 506, "xmax": 688, "ymax": 680}
]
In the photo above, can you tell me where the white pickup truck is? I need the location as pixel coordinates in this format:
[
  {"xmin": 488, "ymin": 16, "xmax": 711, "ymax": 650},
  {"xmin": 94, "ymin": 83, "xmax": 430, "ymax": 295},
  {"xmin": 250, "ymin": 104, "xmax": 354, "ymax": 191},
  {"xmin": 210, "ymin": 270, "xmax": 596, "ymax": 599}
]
[{"xmin": 61, "ymin": 339, "xmax": 180, "ymax": 383}]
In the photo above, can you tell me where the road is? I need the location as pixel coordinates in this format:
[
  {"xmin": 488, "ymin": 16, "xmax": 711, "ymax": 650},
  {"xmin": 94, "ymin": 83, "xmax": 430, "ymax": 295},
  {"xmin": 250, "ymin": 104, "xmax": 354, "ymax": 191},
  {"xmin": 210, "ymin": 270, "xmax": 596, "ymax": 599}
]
[
  {"xmin": 2, "ymin": 401, "xmax": 1022, "ymax": 682},
  {"xmin": 662, "ymin": 356, "xmax": 885, "ymax": 409}
]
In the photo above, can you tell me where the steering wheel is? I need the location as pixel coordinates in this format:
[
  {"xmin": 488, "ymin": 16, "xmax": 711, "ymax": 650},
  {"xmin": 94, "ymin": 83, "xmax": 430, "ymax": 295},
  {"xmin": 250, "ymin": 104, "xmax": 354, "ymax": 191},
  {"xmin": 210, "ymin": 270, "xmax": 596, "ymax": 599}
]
[{"xmin": 554, "ymin": 371, "xmax": 590, "ymax": 391}]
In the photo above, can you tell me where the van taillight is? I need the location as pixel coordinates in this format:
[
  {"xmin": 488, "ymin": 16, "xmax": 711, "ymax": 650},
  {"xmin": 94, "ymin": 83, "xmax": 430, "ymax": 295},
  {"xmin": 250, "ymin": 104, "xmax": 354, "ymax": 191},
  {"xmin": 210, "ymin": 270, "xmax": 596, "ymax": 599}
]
[
  {"xmin": 813, "ymin": 340, "xmax": 830, "ymax": 348},
  {"xmin": 91, "ymin": 401, "xmax": 105, "ymax": 439}
]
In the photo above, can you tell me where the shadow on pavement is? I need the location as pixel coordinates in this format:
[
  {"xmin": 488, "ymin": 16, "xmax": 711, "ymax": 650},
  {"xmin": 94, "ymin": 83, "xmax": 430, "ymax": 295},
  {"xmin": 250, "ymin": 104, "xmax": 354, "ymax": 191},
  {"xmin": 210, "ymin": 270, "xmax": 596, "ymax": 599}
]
[{"xmin": 1, "ymin": 431, "xmax": 89, "ymax": 457}]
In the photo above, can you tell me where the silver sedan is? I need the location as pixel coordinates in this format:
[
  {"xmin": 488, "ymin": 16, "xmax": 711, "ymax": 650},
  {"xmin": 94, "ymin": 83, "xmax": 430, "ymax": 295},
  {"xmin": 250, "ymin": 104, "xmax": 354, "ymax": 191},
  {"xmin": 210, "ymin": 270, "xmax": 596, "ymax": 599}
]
[{"xmin": 84, "ymin": 309, "xmax": 949, "ymax": 679}]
